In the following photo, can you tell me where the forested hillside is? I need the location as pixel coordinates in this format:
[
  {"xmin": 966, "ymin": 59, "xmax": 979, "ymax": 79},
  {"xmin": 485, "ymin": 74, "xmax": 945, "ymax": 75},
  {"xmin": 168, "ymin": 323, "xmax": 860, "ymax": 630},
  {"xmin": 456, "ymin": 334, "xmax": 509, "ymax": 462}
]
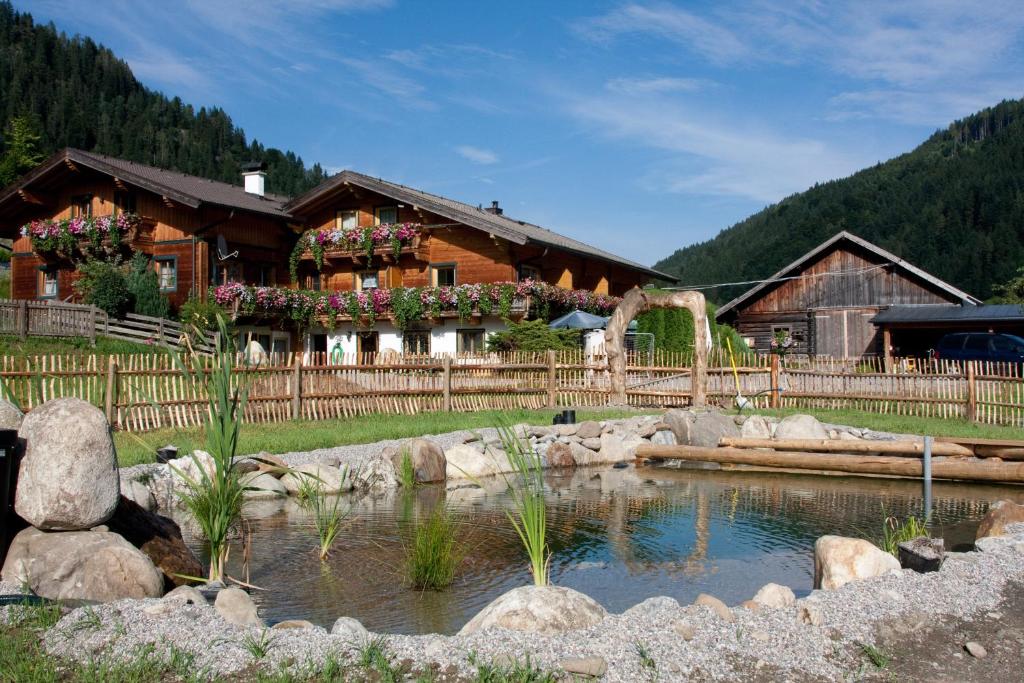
[
  {"xmin": 0, "ymin": 2, "xmax": 326, "ymax": 195},
  {"xmin": 655, "ymin": 98, "xmax": 1024, "ymax": 302}
]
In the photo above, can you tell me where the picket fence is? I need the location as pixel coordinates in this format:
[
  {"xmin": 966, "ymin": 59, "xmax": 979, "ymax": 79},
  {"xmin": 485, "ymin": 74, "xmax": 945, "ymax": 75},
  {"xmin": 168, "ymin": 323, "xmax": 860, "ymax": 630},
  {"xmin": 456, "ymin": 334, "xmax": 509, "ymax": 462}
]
[{"xmin": 0, "ymin": 349, "xmax": 1021, "ymax": 433}]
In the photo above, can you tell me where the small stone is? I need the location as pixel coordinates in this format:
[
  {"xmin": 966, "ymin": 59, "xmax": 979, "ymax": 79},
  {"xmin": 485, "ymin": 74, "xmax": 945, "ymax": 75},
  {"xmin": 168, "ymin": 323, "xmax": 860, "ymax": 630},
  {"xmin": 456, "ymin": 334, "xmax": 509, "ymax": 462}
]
[
  {"xmin": 797, "ymin": 605, "xmax": 823, "ymax": 626},
  {"xmin": 214, "ymin": 586, "xmax": 262, "ymax": 627},
  {"xmin": 751, "ymin": 630, "xmax": 771, "ymax": 642},
  {"xmin": 559, "ymin": 657, "xmax": 607, "ymax": 678},
  {"xmin": 740, "ymin": 600, "xmax": 761, "ymax": 612},
  {"xmin": 545, "ymin": 442, "xmax": 576, "ymax": 468},
  {"xmin": 163, "ymin": 585, "xmax": 207, "ymax": 605},
  {"xmin": 332, "ymin": 616, "xmax": 369, "ymax": 641},
  {"xmin": 752, "ymin": 583, "xmax": 796, "ymax": 609},
  {"xmin": 965, "ymin": 642, "xmax": 987, "ymax": 658},
  {"xmin": 694, "ymin": 593, "xmax": 734, "ymax": 622},
  {"xmin": 672, "ymin": 621, "xmax": 696, "ymax": 641},
  {"xmin": 272, "ymin": 619, "xmax": 322, "ymax": 631},
  {"xmin": 575, "ymin": 421, "xmax": 602, "ymax": 440},
  {"xmin": 253, "ymin": 452, "xmax": 288, "ymax": 477},
  {"xmin": 581, "ymin": 437, "xmax": 602, "ymax": 450},
  {"xmin": 898, "ymin": 537, "xmax": 944, "ymax": 573},
  {"xmin": 553, "ymin": 424, "xmax": 578, "ymax": 437},
  {"xmin": 240, "ymin": 472, "xmax": 288, "ymax": 499},
  {"xmin": 459, "ymin": 585, "xmax": 607, "ymax": 635}
]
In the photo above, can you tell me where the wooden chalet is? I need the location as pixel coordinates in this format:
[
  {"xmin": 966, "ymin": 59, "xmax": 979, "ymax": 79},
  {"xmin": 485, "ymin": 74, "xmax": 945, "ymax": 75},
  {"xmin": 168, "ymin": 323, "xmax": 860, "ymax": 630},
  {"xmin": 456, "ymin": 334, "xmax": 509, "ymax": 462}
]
[
  {"xmin": 715, "ymin": 231, "xmax": 979, "ymax": 358},
  {"xmin": 0, "ymin": 150, "xmax": 673, "ymax": 356}
]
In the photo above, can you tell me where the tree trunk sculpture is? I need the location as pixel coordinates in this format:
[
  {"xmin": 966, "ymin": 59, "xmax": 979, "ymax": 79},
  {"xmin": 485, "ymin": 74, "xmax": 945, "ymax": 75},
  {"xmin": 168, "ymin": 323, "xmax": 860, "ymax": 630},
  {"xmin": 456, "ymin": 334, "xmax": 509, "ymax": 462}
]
[{"xmin": 605, "ymin": 288, "xmax": 708, "ymax": 408}]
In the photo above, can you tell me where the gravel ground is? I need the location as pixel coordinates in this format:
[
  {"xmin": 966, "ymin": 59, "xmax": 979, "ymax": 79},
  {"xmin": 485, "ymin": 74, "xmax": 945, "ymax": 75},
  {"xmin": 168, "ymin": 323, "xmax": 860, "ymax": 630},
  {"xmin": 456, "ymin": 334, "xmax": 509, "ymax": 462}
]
[{"xmin": 21, "ymin": 525, "xmax": 1024, "ymax": 681}]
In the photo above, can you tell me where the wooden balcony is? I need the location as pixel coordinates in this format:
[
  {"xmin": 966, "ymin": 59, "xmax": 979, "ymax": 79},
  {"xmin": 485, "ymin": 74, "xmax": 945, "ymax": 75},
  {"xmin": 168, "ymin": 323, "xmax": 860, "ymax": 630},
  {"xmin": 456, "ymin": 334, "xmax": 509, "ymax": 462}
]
[
  {"xmin": 36, "ymin": 216, "xmax": 157, "ymax": 263},
  {"xmin": 297, "ymin": 235, "xmax": 429, "ymax": 266}
]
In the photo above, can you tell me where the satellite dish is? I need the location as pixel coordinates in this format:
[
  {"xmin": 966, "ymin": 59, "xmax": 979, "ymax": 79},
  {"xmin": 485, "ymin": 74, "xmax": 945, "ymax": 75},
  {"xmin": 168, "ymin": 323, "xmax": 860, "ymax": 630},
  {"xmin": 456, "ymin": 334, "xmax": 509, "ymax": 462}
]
[{"xmin": 216, "ymin": 234, "xmax": 238, "ymax": 261}]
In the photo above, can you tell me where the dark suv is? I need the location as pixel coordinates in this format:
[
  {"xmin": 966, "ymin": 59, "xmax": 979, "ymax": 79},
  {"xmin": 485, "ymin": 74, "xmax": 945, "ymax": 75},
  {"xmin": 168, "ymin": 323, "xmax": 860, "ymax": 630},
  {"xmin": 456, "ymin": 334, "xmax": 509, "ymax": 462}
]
[{"xmin": 933, "ymin": 333, "xmax": 1024, "ymax": 363}]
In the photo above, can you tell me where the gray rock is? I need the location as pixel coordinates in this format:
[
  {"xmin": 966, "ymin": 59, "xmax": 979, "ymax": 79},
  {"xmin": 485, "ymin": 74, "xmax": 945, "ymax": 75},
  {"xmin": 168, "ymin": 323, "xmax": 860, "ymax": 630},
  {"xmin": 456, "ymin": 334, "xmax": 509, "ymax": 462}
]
[
  {"xmin": 673, "ymin": 621, "xmax": 696, "ymax": 640},
  {"xmin": 814, "ymin": 535, "xmax": 900, "ymax": 590},
  {"xmin": 240, "ymin": 472, "xmax": 287, "ymax": 499},
  {"xmin": 354, "ymin": 451, "xmax": 399, "ymax": 490},
  {"xmin": 214, "ymin": 586, "xmax": 262, "ymax": 627},
  {"xmin": 598, "ymin": 431, "xmax": 644, "ymax": 463},
  {"xmin": 331, "ymin": 616, "xmax": 369, "ymax": 641},
  {"xmin": 553, "ymin": 424, "xmax": 579, "ymax": 437},
  {"xmin": 575, "ymin": 421, "xmax": 602, "ymax": 439},
  {"xmin": 163, "ymin": 584, "xmax": 208, "ymax": 606},
  {"xmin": 898, "ymin": 537, "xmax": 944, "ymax": 573},
  {"xmin": 773, "ymin": 414, "xmax": 829, "ymax": 440},
  {"xmin": 445, "ymin": 443, "xmax": 513, "ymax": 479},
  {"xmin": 797, "ymin": 604, "xmax": 823, "ymax": 626},
  {"xmin": 272, "ymin": 619, "xmax": 323, "ymax": 631},
  {"xmin": 752, "ymin": 583, "xmax": 796, "ymax": 609},
  {"xmin": 664, "ymin": 409, "xmax": 740, "ymax": 447},
  {"xmin": 1, "ymin": 527, "xmax": 163, "ymax": 601},
  {"xmin": 649, "ymin": 429, "xmax": 678, "ymax": 446},
  {"xmin": 280, "ymin": 463, "xmax": 347, "ymax": 495},
  {"xmin": 581, "ymin": 437, "xmax": 603, "ymax": 450},
  {"xmin": 740, "ymin": 415, "xmax": 772, "ymax": 438},
  {"xmin": 15, "ymin": 398, "xmax": 119, "ymax": 530},
  {"xmin": 0, "ymin": 398, "xmax": 23, "ymax": 429},
  {"xmin": 545, "ymin": 441, "xmax": 576, "ymax": 468},
  {"xmin": 976, "ymin": 500, "xmax": 1024, "ymax": 540},
  {"xmin": 121, "ymin": 478, "xmax": 157, "ymax": 512},
  {"xmin": 694, "ymin": 593, "xmax": 734, "ymax": 622},
  {"xmin": 388, "ymin": 439, "xmax": 447, "ymax": 483},
  {"xmin": 965, "ymin": 641, "xmax": 987, "ymax": 658},
  {"xmin": 559, "ymin": 656, "xmax": 607, "ymax": 677},
  {"xmin": 459, "ymin": 585, "xmax": 607, "ymax": 636}
]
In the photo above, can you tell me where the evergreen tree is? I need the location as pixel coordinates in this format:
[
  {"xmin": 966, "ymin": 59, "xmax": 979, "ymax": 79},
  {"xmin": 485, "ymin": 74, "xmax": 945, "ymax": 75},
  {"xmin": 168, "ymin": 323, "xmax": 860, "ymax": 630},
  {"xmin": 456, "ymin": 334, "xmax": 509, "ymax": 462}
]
[{"xmin": 0, "ymin": 115, "xmax": 43, "ymax": 185}]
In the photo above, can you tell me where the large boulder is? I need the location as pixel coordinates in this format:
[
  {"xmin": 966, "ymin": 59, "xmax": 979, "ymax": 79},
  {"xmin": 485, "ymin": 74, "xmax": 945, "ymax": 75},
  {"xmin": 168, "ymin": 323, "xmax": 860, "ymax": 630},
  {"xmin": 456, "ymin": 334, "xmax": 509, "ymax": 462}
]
[
  {"xmin": 740, "ymin": 415, "xmax": 772, "ymax": 439},
  {"xmin": 445, "ymin": 444, "xmax": 513, "ymax": 479},
  {"xmin": 649, "ymin": 429, "xmax": 678, "ymax": 446},
  {"xmin": 814, "ymin": 535, "xmax": 900, "ymax": 590},
  {"xmin": 106, "ymin": 495, "xmax": 203, "ymax": 589},
  {"xmin": 15, "ymin": 398, "xmax": 119, "ymax": 530},
  {"xmin": 575, "ymin": 421, "xmax": 603, "ymax": 440},
  {"xmin": 976, "ymin": 500, "xmax": 1024, "ymax": 540},
  {"xmin": 0, "ymin": 398, "xmax": 23, "ymax": 430},
  {"xmin": 240, "ymin": 472, "xmax": 287, "ymax": 499},
  {"xmin": 280, "ymin": 463, "xmax": 348, "ymax": 495},
  {"xmin": 214, "ymin": 586, "xmax": 262, "ymax": 627},
  {"xmin": 353, "ymin": 452, "xmax": 399, "ymax": 491},
  {"xmin": 545, "ymin": 442, "xmax": 576, "ymax": 468},
  {"xmin": 751, "ymin": 583, "xmax": 795, "ymax": 609},
  {"xmin": 388, "ymin": 439, "xmax": 446, "ymax": 483},
  {"xmin": 773, "ymin": 414, "xmax": 828, "ymax": 440},
  {"xmin": 120, "ymin": 478, "xmax": 157, "ymax": 512},
  {"xmin": 664, "ymin": 409, "xmax": 740, "ymax": 448},
  {"xmin": 598, "ymin": 431, "xmax": 645, "ymax": 463},
  {"xmin": 459, "ymin": 585, "xmax": 607, "ymax": 636},
  {"xmin": 168, "ymin": 450, "xmax": 216, "ymax": 485},
  {"xmin": 1, "ymin": 527, "xmax": 163, "ymax": 601}
]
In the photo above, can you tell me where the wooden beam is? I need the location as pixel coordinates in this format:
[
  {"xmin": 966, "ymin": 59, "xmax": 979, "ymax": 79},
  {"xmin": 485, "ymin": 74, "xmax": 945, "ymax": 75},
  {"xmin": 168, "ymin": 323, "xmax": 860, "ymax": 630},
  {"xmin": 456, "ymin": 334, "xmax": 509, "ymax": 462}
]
[
  {"xmin": 718, "ymin": 436, "xmax": 974, "ymax": 457},
  {"xmin": 636, "ymin": 444, "xmax": 1024, "ymax": 483},
  {"xmin": 64, "ymin": 158, "xmax": 79, "ymax": 172},
  {"xmin": 17, "ymin": 189, "xmax": 45, "ymax": 205},
  {"xmin": 162, "ymin": 195, "xmax": 175, "ymax": 208},
  {"xmin": 113, "ymin": 177, "xmax": 128, "ymax": 191}
]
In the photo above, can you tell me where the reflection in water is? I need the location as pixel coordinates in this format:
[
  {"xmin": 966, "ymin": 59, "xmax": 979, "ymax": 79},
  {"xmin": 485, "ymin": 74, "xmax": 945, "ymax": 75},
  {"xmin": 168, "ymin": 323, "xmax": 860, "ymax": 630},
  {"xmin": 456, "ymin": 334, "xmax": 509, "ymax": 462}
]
[{"xmin": 174, "ymin": 466, "xmax": 1023, "ymax": 636}]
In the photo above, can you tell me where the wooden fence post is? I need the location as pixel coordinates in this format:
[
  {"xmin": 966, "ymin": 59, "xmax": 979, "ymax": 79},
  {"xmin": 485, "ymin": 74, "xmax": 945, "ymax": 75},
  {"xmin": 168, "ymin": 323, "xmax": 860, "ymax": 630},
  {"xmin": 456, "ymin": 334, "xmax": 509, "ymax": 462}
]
[
  {"xmin": 966, "ymin": 361, "xmax": 977, "ymax": 422},
  {"xmin": 442, "ymin": 356, "xmax": 453, "ymax": 412},
  {"xmin": 291, "ymin": 355, "xmax": 303, "ymax": 420},
  {"xmin": 769, "ymin": 353, "xmax": 780, "ymax": 408},
  {"xmin": 104, "ymin": 357, "xmax": 118, "ymax": 426},
  {"xmin": 89, "ymin": 306, "xmax": 97, "ymax": 347},
  {"xmin": 546, "ymin": 350, "xmax": 557, "ymax": 409},
  {"xmin": 17, "ymin": 300, "xmax": 27, "ymax": 340}
]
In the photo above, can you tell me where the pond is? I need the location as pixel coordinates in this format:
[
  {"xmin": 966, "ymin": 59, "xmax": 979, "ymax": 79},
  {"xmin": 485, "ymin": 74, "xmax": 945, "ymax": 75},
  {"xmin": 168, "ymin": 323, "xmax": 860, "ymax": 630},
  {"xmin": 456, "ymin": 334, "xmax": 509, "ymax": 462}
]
[{"xmin": 176, "ymin": 465, "xmax": 1022, "ymax": 635}]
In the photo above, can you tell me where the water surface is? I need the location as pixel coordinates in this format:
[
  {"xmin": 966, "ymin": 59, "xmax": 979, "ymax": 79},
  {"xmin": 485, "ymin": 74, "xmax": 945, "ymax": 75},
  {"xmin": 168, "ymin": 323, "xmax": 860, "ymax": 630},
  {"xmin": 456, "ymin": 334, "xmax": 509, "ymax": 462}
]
[{"xmin": 177, "ymin": 466, "xmax": 1022, "ymax": 635}]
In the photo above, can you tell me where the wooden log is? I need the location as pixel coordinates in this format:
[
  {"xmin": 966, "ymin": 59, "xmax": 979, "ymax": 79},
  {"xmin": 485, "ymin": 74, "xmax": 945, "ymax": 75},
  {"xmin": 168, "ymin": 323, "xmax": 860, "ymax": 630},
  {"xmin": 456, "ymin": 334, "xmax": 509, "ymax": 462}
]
[
  {"xmin": 635, "ymin": 444, "xmax": 1024, "ymax": 483},
  {"xmin": 291, "ymin": 356, "xmax": 302, "ymax": 420},
  {"xmin": 967, "ymin": 361, "xmax": 977, "ymax": 422},
  {"xmin": 546, "ymin": 349, "xmax": 557, "ymax": 409},
  {"xmin": 442, "ymin": 356, "xmax": 452, "ymax": 412},
  {"xmin": 769, "ymin": 354, "xmax": 780, "ymax": 408},
  {"xmin": 718, "ymin": 437, "xmax": 974, "ymax": 457},
  {"xmin": 104, "ymin": 358, "xmax": 118, "ymax": 426}
]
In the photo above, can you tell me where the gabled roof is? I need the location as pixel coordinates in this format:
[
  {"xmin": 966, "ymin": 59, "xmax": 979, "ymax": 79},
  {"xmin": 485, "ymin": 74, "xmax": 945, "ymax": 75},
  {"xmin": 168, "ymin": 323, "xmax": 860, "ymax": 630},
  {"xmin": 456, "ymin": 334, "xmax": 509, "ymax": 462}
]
[
  {"xmin": 286, "ymin": 170, "xmax": 675, "ymax": 282},
  {"xmin": 872, "ymin": 304, "xmax": 1024, "ymax": 324},
  {"xmin": 715, "ymin": 231, "xmax": 980, "ymax": 319},
  {"xmin": 0, "ymin": 148, "xmax": 291, "ymax": 219}
]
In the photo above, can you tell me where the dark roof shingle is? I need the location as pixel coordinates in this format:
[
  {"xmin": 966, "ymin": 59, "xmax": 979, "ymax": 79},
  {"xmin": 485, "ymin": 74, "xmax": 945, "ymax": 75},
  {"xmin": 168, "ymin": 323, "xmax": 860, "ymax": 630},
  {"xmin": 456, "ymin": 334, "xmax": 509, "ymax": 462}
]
[{"xmin": 871, "ymin": 304, "xmax": 1024, "ymax": 324}]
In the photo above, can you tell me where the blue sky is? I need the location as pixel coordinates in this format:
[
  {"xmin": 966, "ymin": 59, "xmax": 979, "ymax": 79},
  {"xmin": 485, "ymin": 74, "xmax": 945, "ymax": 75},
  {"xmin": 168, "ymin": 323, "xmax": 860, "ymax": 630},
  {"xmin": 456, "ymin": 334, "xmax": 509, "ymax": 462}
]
[{"xmin": 28, "ymin": 1, "xmax": 1024, "ymax": 267}]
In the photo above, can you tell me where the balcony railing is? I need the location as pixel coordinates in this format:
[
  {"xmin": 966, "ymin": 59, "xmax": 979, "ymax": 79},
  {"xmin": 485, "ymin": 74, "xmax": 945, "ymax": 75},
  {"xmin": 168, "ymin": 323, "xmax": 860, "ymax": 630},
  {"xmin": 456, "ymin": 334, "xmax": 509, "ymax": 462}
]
[
  {"xmin": 296, "ymin": 235, "xmax": 428, "ymax": 266},
  {"xmin": 21, "ymin": 213, "xmax": 155, "ymax": 262}
]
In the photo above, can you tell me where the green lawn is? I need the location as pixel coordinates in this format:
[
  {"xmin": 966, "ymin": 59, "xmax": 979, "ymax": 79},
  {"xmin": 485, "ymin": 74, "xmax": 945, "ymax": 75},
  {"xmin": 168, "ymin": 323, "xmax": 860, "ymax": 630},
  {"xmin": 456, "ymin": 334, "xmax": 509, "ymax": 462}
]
[
  {"xmin": 0, "ymin": 334, "xmax": 166, "ymax": 358},
  {"xmin": 748, "ymin": 406, "xmax": 1024, "ymax": 440},
  {"xmin": 115, "ymin": 407, "xmax": 646, "ymax": 467}
]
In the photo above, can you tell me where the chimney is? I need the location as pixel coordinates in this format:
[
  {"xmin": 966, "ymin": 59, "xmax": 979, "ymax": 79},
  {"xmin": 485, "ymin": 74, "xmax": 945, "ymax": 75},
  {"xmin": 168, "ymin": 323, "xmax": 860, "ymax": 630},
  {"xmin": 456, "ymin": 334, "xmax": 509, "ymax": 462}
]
[
  {"xmin": 242, "ymin": 160, "xmax": 267, "ymax": 197},
  {"xmin": 484, "ymin": 200, "xmax": 503, "ymax": 216}
]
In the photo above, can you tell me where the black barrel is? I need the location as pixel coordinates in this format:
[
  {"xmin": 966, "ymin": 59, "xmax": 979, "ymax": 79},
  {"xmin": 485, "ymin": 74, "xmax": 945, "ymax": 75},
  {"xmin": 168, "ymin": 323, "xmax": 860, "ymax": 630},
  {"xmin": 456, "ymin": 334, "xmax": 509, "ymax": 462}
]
[{"xmin": 561, "ymin": 409, "xmax": 576, "ymax": 425}]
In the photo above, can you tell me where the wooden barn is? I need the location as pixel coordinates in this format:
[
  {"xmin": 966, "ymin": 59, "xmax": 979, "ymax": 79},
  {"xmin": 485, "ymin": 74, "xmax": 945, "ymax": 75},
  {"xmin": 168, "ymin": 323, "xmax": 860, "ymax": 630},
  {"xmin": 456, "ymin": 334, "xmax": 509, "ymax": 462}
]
[{"xmin": 714, "ymin": 231, "xmax": 979, "ymax": 358}]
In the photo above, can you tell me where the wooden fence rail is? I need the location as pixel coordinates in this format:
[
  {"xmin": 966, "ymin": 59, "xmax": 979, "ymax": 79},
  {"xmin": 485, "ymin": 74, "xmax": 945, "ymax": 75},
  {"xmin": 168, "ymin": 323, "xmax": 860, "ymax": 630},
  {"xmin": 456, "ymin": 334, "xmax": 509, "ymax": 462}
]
[{"xmin": 0, "ymin": 351, "xmax": 1020, "ymax": 433}]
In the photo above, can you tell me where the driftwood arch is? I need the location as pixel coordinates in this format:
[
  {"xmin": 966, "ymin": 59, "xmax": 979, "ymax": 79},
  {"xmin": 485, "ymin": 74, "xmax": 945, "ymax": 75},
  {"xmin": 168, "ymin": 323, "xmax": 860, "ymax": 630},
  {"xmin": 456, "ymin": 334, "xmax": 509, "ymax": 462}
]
[{"xmin": 605, "ymin": 288, "xmax": 708, "ymax": 407}]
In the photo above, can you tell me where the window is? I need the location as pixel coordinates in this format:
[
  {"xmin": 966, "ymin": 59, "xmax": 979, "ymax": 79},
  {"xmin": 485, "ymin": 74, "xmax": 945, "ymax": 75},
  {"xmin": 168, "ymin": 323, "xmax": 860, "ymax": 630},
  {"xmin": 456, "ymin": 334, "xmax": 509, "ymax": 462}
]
[
  {"xmin": 257, "ymin": 265, "xmax": 276, "ymax": 286},
  {"xmin": 70, "ymin": 194, "xmax": 92, "ymax": 218},
  {"xmin": 336, "ymin": 209, "xmax": 358, "ymax": 230},
  {"xmin": 965, "ymin": 335, "xmax": 990, "ymax": 352},
  {"xmin": 113, "ymin": 191, "xmax": 136, "ymax": 216},
  {"xmin": 374, "ymin": 206, "xmax": 398, "ymax": 225},
  {"xmin": 38, "ymin": 268, "xmax": 58, "ymax": 298},
  {"xmin": 403, "ymin": 330, "xmax": 430, "ymax": 356},
  {"xmin": 355, "ymin": 270, "xmax": 379, "ymax": 291},
  {"xmin": 519, "ymin": 264, "xmax": 541, "ymax": 282},
  {"xmin": 457, "ymin": 328, "xmax": 485, "ymax": 354},
  {"xmin": 431, "ymin": 263, "xmax": 456, "ymax": 287},
  {"xmin": 303, "ymin": 272, "xmax": 322, "ymax": 291},
  {"xmin": 155, "ymin": 257, "xmax": 177, "ymax": 292}
]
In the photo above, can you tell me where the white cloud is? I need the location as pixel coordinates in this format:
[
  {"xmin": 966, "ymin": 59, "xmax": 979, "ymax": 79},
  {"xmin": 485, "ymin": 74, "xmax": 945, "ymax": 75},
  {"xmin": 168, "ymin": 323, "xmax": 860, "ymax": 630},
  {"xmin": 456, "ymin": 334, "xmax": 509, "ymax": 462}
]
[
  {"xmin": 605, "ymin": 77, "xmax": 707, "ymax": 95},
  {"xmin": 455, "ymin": 145, "xmax": 500, "ymax": 165}
]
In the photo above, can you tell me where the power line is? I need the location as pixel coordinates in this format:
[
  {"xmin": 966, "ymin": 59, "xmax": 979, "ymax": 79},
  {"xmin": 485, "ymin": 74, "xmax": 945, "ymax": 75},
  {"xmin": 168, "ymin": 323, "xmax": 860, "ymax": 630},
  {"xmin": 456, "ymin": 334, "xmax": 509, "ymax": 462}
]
[{"xmin": 661, "ymin": 263, "xmax": 892, "ymax": 292}]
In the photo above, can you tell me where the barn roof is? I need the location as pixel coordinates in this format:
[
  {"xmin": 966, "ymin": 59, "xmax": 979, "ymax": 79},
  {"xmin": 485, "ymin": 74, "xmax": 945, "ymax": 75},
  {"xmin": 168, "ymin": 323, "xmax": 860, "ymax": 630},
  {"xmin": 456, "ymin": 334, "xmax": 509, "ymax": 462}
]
[
  {"xmin": 286, "ymin": 170, "xmax": 676, "ymax": 282},
  {"xmin": 714, "ymin": 231, "xmax": 980, "ymax": 320},
  {"xmin": 872, "ymin": 304, "xmax": 1024, "ymax": 324}
]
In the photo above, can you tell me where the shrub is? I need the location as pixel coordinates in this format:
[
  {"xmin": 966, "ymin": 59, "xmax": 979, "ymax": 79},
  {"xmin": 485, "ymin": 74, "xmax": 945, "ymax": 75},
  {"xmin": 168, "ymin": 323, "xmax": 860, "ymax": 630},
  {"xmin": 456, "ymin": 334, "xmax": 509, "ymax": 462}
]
[
  {"xmin": 126, "ymin": 253, "xmax": 170, "ymax": 318},
  {"xmin": 487, "ymin": 319, "xmax": 580, "ymax": 352},
  {"xmin": 77, "ymin": 259, "xmax": 131, "ymax": 317},
  {"xmin": 179, "ymin": 293, "xmax": 233, "ymax": 347}
]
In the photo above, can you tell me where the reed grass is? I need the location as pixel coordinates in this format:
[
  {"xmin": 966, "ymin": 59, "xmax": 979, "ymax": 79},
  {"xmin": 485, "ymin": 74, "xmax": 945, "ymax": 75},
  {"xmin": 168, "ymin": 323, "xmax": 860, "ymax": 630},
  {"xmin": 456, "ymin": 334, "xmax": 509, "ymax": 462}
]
[
  {"xmin": 404, "ymin": 504, "xmax": 464, "ymax": 590},
  {"xmin": 166, "ymin": 315, "xmax": 249, "ymax": 582},
  {"xmin": 397, "ymin": 446, "xmax": 417, "ymax": 488},
  {"xmin": 497, "ymin": 423, "xmax": 551, "ymax": 587},
  {"xmin": 296, "ymin": 469, "xmax": 351, "ymax": 560},
  {"xmin": 881, "ymin": 515, "xmax": 930, "ymax": 556}
]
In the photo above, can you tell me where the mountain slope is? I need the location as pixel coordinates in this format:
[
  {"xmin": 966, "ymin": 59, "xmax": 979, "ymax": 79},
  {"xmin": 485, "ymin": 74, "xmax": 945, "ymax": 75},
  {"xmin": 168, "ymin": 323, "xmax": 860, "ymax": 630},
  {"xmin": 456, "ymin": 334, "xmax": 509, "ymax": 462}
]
[
  {"xmin": 654, "ymin": 99, "xmax": 1024, "ymax": 302},
  {"xmin": 0, "ymin": 2, "xmax": 326, "ymax": 196}
]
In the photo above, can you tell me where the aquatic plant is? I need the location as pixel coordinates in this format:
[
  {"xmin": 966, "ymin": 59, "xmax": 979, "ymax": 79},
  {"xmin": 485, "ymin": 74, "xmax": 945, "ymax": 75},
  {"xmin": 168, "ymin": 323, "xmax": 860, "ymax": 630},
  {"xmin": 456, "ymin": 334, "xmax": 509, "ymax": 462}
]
[
  {"xmin": 397, "ymin": 446, "xmax": 417, "ymax": 488},
  {"xmin": 496, "ymin": 424, "xmax": 551, "ymax": 587},
  {"xmin": 297, "ymin": 468, "xmax": 351, "ymax": 560},
  {"xmin": 168, "ymin": 315, "xmax": 250, "ymax": 582},
  {"xmin": 881, "ymin": 515, "xmax": 929, "ymax": 556},
  {"xmin": 404, "ymin": 504, "xmax": 464, "ymax": 590}
]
